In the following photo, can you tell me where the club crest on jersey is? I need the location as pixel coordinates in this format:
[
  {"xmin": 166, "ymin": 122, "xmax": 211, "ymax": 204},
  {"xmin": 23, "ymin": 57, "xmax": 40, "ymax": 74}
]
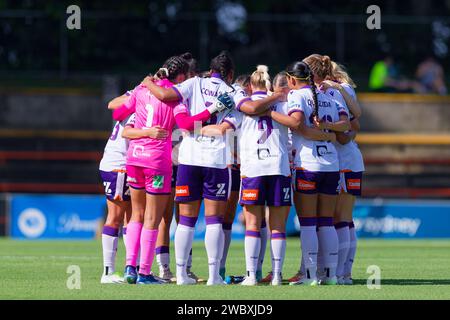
[
  {"xmin": 347, "ymin": 179, "xmax": 361, "ymax": 190},
  {"xmin": 242, "ymin": 189, "xmax": 259, "ymax": 201},
  {"xmin": 297, "ymin": 179, "xmax": 316, "ymax": 191},
  {"xmin": 176, "ymin": 185, "xmax": 190, "ymax": 197}
]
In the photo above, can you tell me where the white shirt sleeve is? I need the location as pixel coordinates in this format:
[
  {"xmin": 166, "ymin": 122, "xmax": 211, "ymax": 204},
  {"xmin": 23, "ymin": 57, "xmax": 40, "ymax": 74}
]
[
  {"xmin": 124, "ymin": 113, "xmax": 136, "ymax": 127},
  {"xmin": 222, "ymin": 109, "xmax": 243, "ymax": 130},
  {"xmin": 287, "ymin": 90, "xmax": 304, "ymax": 115},
  {"xmin": 173, "ymin": 77, "xmax": 197, "ymax": 101}
]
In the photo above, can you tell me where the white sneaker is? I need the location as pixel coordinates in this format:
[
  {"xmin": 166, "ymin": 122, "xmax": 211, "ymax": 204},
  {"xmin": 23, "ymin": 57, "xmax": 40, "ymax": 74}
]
[
  {"xmin": 207, "ymin": 277, "xmax": 227, "ymax": 286},
  {"xmin": 271, "ymin": 275, "xmax": 282, "ymax": 286},
  {"xmin": 176, "ymin": 276, "xmax": 197, "ymax": 285},
  {"xmin": 289, "ymin": 277, "xmax": 318, "ymax": 286},
  {"xmin": 337, "ymin": 276, "xmax": 345, "ymax": 285},
  {"xmin": 159, "ymin": 268, "xmax": 176, "ymax": 282},
  {"xmin": 101, "ymin": 272, "xmax": 124, "ymax": 284},
  {"xmin": 241, "ymin": 276, "xmax": 258, "ymax": 286}
]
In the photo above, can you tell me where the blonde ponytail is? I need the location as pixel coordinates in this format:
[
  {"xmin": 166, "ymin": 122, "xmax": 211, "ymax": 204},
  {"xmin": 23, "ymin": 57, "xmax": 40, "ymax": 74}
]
[{"xmin": 250, "ymin": 65, "xmax": 271, "ymax": 91}]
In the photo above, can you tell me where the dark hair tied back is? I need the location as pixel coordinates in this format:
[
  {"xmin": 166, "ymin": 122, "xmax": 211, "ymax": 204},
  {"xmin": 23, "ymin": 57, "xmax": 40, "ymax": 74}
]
[
  {"xmin": 286, "ymin": 61, "xmax": 319, "ymax": 117},
  {"xmin": 155, "ymin": 55, "xmax": 188, "ymax": 82},
  {"xmin": 210, "ymin": 50, "xmax": 235, "ymax": 82}
]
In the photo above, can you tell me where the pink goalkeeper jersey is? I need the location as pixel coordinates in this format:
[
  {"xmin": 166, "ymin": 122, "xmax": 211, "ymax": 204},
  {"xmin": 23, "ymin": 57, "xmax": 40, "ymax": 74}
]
[{"xmin": 125, "ymin": 80, "xmax": 186, "ymax": 172}]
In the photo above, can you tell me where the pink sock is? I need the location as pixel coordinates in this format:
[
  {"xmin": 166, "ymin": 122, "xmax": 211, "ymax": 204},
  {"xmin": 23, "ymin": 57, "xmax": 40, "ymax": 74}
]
[
  {"xmin": 139, "ymin": 228, "xmax": 159, "ymax": 275},
  {"xmin": 125, "ymin": 221, "xmax": 143, "ymax": 267}
]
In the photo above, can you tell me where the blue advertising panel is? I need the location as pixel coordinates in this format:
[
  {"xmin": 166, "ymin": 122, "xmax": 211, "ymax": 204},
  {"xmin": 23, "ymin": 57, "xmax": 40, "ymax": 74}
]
[
  {"xmin": 10, "ymin": 194, "xmax": 105, "ymax": 239},
  {"xmin": 353, "ymin": 200, "xmax": 450, "ymax": 238},
  {"xmin": 9, "ymin": 194, "xmax": 450, "ymax": 239}
]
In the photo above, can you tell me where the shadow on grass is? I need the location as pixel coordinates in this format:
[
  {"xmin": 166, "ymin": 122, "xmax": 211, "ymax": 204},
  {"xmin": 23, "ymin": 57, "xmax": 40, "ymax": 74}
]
[{"xmin": 353, "ymin": 279, "xmax": 450, "ymax": 286}]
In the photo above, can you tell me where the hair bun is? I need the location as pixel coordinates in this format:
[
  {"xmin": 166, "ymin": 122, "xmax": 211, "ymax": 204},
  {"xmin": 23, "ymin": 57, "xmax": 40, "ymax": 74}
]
[
  {"xmin": 256, "ymin": 65, "xmax": 269, "ymax": 73},
  {"xmin": 158, "ymin": 67, "xmax": 169, "ymax": 78}
]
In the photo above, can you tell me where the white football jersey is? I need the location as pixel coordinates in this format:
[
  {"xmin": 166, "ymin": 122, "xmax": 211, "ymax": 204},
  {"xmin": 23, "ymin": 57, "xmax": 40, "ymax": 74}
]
[
  {"xmin": 173, "ymin": 75, "xmax": 247, "ymax": 168},
  {"xmin": 230, "ymin": 91, "xmax": 290, "ymax": 178},
  {"xmin": 289, "ymin": 86, "xmax": 348, "ymax": 172},
  {"xmin": 325, "ymin": 84, "xmax": 365, "ymax": 172},
  {"xmin": 99, "ymin": 114, "xmax": 134, "ymax": 172}
]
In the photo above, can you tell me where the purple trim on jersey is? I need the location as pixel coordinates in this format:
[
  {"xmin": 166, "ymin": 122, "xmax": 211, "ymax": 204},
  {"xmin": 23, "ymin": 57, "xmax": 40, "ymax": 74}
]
[
  {"xmin": 146, "ymin": 191, "xmax": 171, "ymax": 195},
  {"xmin": 271, "ymin": 232, "xmax": 286, "ymax": 239},
  {"xmin": 288, "ymin": 109, "xmax": 303, "ymax": 116},
  {"xmin": 349, "ymin": 221, "xmax": 355, "ymax": 229},
  {"xmin": 172, "ymin": 86, "xmax": 183, "ymax": 102},
  {"xmin": 299, "ymin": 217, "xmax": 317, "ymax": 227},
  {"xmin": 211, "ymin": 73, "xmax": 222, "ymax": 79},
  {"xmin": 236, "ymin": 97, "xmax": 251, "ymax": 111},
  {"xmin": 155, "ymin": 246, "xmax": 170, "ymax": 254},
  {"xmin": 102, "ymin": 226, "xmax": 119, "ymax": 237},
  {"xmin": 122, "ymin": 227, "xmax": 127, "ymax": 235},
  {"xmin": 339, "ymin": 111, "xmax": 349, "ymax": 117},
  {"xmin": 222, "ymin": 119, "xmax": 236, "ymax": 131},
  {"xmin": 179, "ymin": 215, "xmax": 198, "ymax": 228},
  {"xmin": 205, "ymin": 215, "xmax": 223, "ymax": 225},
  {"xmin": 222, "ymin": 223, "xmax": 233, "ymax": 230},
  {"xmin": 245, "ymin": 230, "xmax": 261, "ymax": 238},
  {"xmin": 334, "ymin": 222, "xmax": 349, "ymax": 229},
  {"xmin": 261, "ymin": 219, "xmax": 267, "ymax": 229},
  {"xmin": 252, "ymin": 91, "xmax": 267, "ymax": 96},
  {"xmin": 300, "ymin": 85, "xmax": 311, "ymax": 89},
  {"xmin": 318, "ymin": 217, "xmax": 333, "ymax": 227}
]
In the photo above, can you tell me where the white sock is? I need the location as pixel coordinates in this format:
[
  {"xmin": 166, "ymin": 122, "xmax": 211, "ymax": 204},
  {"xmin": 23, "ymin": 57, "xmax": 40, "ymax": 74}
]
[
  {"xmin": 245, "ymin": 231, "xmax": 261, "ymax": 278},
  {"xmin": 220, "ymin": 224, "xmax": 232, "ymax": 269},
  {"xmin": 102, "ymin": 226, "xmax": 119, "ymax": 275},
  {"xmin": 270, "ymin": 233, "xmax": 286, "ymax": 277},
  {"xmin": 204, "ymin": 219, "xmax": 224, "ymax": 280},
  {"xmin": 258, "ymin": 225, "xmax": 268, "ymax": 273},
  {"xmin": 344, "ymin": 223, "xmax": 357, "ymax": 276},
  {"xmin": 335, "ymin": 223, "xmax": 350, "ymax": 278},
  {"xmin": 299, "ymin": 218, "xmax": 318, "ymax": 279},
  {"xmin": 156, "ymin": 247, "xmax": 170, "ymax": 271},
  {"xmin": 317, "ymin": 218, "xmax": 338, "ymax": 279},
  {"xmin": 175, "ymin": 216, "xmax": 197, "ymax": 279}
]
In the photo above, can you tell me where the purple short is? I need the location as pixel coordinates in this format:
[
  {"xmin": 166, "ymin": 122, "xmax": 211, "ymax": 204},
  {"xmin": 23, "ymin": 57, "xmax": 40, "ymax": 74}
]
[
  {"xmin": 340, "ymin": 171, "xmax": 363, "ymax": 196},
  {"xmin": 175, "ymin": 164, "xmax": 231, "ymax": 202},
  {"xmin": 294, "ymin": 169, "xmax": 340, "ymax": 195},
  {"xmin": 99, "ymin": 170, "xmax": 130, "ymax": 201},
  {"xmin": 240, "ymin": 175, "xmax": 292, "ymax": 207},
  {"xmin": 230, "ymin": 167, "xmax": 241, "ymax": 192}
]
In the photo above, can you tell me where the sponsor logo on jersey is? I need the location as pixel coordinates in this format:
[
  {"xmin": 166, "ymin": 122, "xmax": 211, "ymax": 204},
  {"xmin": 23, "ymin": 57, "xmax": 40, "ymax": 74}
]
[
  {"xmin": 153, "ymin": 175, "xmax": 164, "ymax": 189},
  {"xmin": 176, "ymin": 185, "xmax": 190, "ymax": 197},
  {"xmin": 242, "ymin": 189, "xmax": 259, "ymax": 201},
  {"xmin": 127, "ymin": 176, "xmax": 137, "ymax": 183},
  {"xmin": 297, "ymin": 179, "xmax": 316, "ymax": 191},
  {"xmin": 347, "ymin": 179, "xmax": 361, "ymax": 190}
]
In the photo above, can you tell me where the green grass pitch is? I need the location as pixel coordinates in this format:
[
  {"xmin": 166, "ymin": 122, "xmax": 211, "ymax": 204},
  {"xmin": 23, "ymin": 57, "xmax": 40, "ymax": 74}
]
[{"xmin": 1, "ymin": 238, "xmax": 450, "ymax": 300}]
